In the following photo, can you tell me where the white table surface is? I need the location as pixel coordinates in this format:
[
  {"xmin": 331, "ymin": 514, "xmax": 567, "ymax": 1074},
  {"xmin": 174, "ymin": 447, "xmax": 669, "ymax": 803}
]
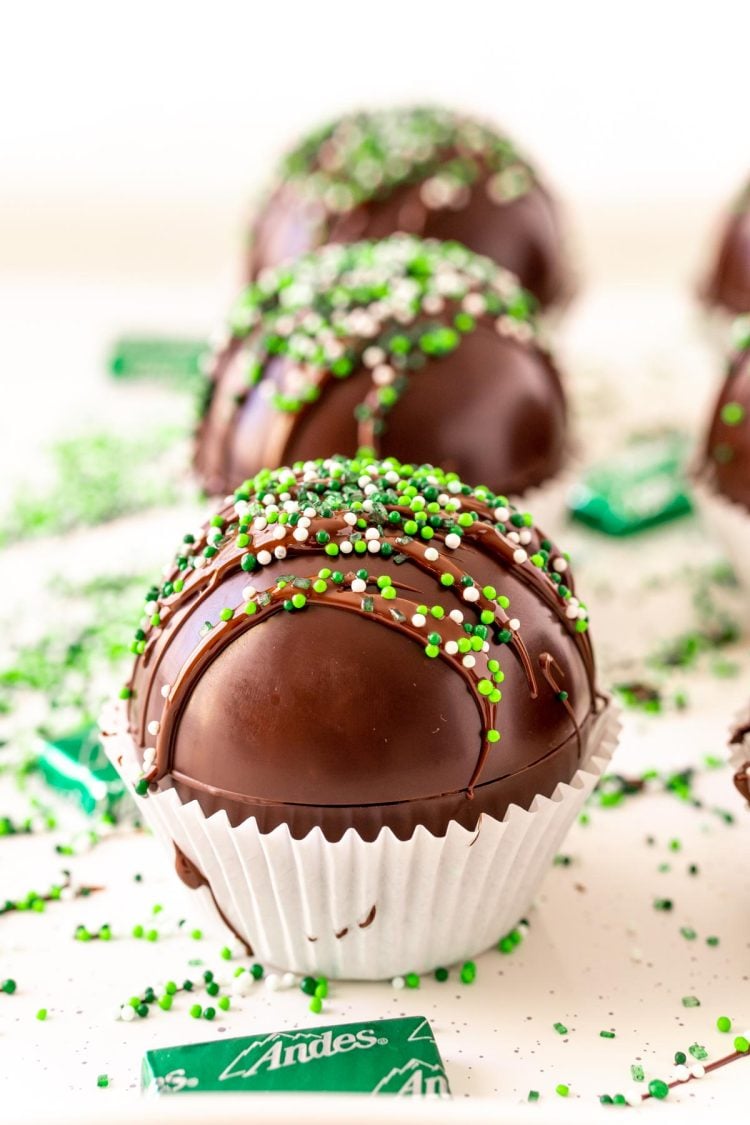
[{"xmin": 1, "ymin": 275, "xmax": 749, "ymax": 1122}]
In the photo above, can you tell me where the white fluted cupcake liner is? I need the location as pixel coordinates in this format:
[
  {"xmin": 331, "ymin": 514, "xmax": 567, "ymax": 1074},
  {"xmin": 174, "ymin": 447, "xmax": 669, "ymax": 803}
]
[
  {"xmin": 692, "ymin": 479, "xmax": 750, "ymax": 600},
  {"xmin": 103, "ymin": 701, "xmax": 618, "ymax": 980}
]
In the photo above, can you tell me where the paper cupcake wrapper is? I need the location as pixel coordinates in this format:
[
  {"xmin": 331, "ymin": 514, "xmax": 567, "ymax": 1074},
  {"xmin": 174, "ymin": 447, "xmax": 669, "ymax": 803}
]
[
  {"xmin": 692, "ymin": 479, "xmax": 750, "ymax": 601},
  {"xmin": 103, "ymin": 702, "xmax": 618, "ymax": 980}
]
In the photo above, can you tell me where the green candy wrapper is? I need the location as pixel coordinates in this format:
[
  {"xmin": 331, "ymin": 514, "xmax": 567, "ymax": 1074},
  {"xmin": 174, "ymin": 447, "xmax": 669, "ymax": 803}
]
[
  {"xmin": 569, "ymin": 431, "xmax": 693, "ymax": 536},
  {"xmin": 108, "ymin": 336, "xmax": 207, "ymax": 383},
  {"xmin": 36, "ymin": 725, "xmax": 127, "ymax": 816},
  {"xmin": 142, "ymin": 1016, "xmax": 450, "ymax": 1096}
]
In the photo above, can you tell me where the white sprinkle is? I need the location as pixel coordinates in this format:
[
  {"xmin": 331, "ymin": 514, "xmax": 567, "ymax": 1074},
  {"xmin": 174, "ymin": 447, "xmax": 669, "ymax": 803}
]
[
  {"xmin": 344, "ymin": 512, "xmax": 357, "ymax": 526},
  {"xmin": 351, "ymin": 579, "xmax": 367, "ymax": 594},
  {"xmin": 424, "ymin": 547, "xmax": 439, "ymax": 562},
  {"xmin": 264, "ymin": 973, "xmax": 281, "ymax": 992},
  {"xmin": 391, "ymin": 976, "xmax": 405, "ymax": 990},
  {"xmin": 363, "ymin": 346, "xmax": 386, "ymax": 368},
  {"xmin": 232, "ymin": 974, "xmax": 252, "ymax": 997},
  {"xmin": 411, "ymin": 613, "xmax": 426, "ymax": 628},
  {"xmin": 160, "ymin": 684, "xmax": 171, "ymax": 698},
  {"xmin": 630, "ymin": 947, "xmax": 643, "ymax": 962},
  {"xmin": 303, "ymin": 507, "xmax": 317, "ymax": 519},
  {"xmin": 445, "ymin": 641, "xmax": 459, "ymax": 655},
  {"xmin": 358, "ymin": 476, "xmax": 371, "ymax": 488},
  {"xmin": 449, "ymin": 609, "xmax": 464, "ymax": 624},
  {"xmin": 367, "ymin": 541, "xmax": 381, "ymax": 554},
  {"xmin": 193, "ymin": 555, "xmax": 206, "ymax": 569},
  {"xmin": 519, "ymin": 529, "xmax": 532, "ymax": 545},
  {"xmin": 690, "ymin": 1064, "xmax": 706, "ymax": 1079},
  {"xmin": 257, "ymin": 550, "xmax": 272, "ymax": 565},
  {"xmin": 253, "ymin": 517, "xmax": 268, "ymax": 531},
  {"xmin": 297, "ymin": 516, "xmax": 311, "ymax": 529},
  {"xmin": 273, "ymin": 546, "xmax": 287, "ymax": 560},
  {"xmin": 673, "ymin": 1065, "xmax": 690, "ymax": 1082},
  {"xmin": 120, "ymin": 1005, "xmax": 135, "ymax": 1023},
  {"xmin": 292, "ymin": 528, "xmax": 308, "ymax": 542},
  {"xmin": 242, "ymin": 585, "xmax": 257, "ymax": 600},
  {"xmin": 552, "ymin": 556, "xmax": 568, "ymax": 572},
  {"xmin": 372, "ymin": 364, "xmax": 395, "ymax": 386},
  {"xmin": 385, "ymin": 471, "xmax": 399, "ymax": 485},
  {"xmin": 282, "ymin": 972, "xmax": 296, "ymax": 989},
  {"xmin": 625, "ymin": 1090, "xmax": 642, "ymax": 1107},
  {"xmin": 509, "ymin": 618, "xmax": 520, "ymax": 631},
  {"xmin": 143, "ymin": 747, "xmax": 156, "ymax": 766},
  {"xmin": 494, "ymin": 506, "xmax": 510, "ymax": 522},
  {"xmin": 565, "ymin": 604, "xmax": 579, "ymax": 620},
  {"xmin": 462, "ymin": 655, "xmax": 476, "ymax": 668},
  {"xmin": 340, "ymin": 541, "xmax": 353, "ymax": 554},
  {"xmin": 445, "ymin": 533, "xmax": 461, "ymax": 550},
  {"xmin": 463, "ymin": 292, "xmax": 486, "ymax": 316},
  {"xmin": 513, "ymin": 548, "xmax": 528, "ymax": 564},
  {"xmin": 448, "ymin": 481, "xmax": 462, "ymax": 494},
  {"xmin": 365, "ymin": 527, "xmax": 379, "ymax": 540},
  {"xmin": 144, "ymin": 601, "xmax": 157, "ymax": 616},
  {"xmin": 463, "ymin": 587, "xmax": 480, "ymax": 602}
]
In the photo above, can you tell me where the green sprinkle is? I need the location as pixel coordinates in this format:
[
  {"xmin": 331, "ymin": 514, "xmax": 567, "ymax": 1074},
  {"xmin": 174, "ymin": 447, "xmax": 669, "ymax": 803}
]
[
  {"xmin": 250, "ymin": 963, "xmax": 264, "ymax": 980},
  {"xmin": 721, "ymin": 402, "xmax": 746, "ymax": 426},
  {"xmin": 674, "ymin": 1052, "xmax": 686, "ymax": 1066},
  {"xmin": 309, "ymin": 996, "xmax": 323, "ymax": 1014},
  {"xmin": 717, "ymin": 1015, "xmax": 732, "ymax": 1032},
  {"xmin": 219, "ymin": 607, "xmax": 233, "ymax": 622},
  {"xmin": 36, "ymin": 1008, "xmax": 48, "ymax": 1021},
  {"xmin": 630, "ymin": 1064, "xmax": 644, "ymax": 1083},
  {"xmin": 97, "ymin": 1074, "xmax": 109, "ymax": 1088},
  {"xmin": 599, "ymin": 1030, "xmax": 615, "ymax": 1039},
  {"xmin": 648, "ymin": 1079, "xmax": 669, "ymax": 1100},
  {"xmin": 434, "ymin": 967, "xmax": 449, "ymax": 982},
  {"xmin": 689, "ymin": 1043, "xmax": 708, "ymax": 1060},
  {"xmin": 734, "ymin": 1036, "xmax": 750, "ymax": 1053},
  {"xmin": 555, "ymin": 1084, "xmax": 569, "ymax": 1097},
  {"xmin": 218, "ymin": 996, "xmax": 230, "ymax": 1011},
  {"xmin": 440, "ymin": 573, "xmax": 454, "ymax": 586},
  {"xmin": 300, "ymin": 976, "xmax": 317, "ymax": 996},
  {"xmin": 460, "ymin": 961, "xmax": 476, "ymax": 984},
  {"xmin": 528, "ymin": 1090, "xmax": 540, "ymax": 1102},
  {"xmin": 158, "ymin": 995, "xmax": 172, "ymax": 1011},
  {"xmin": 190, "ymin": 928, "xmax": 203, "ymax": 940},
  {"xmin": 131, "ymin": 924, "xmax": 144, "ymax": 939},
  {"xmin": 405, "ymin": 972, "xmax": 420, "ymax": 989},
  {"xmin": 553, "ymin": 1022, "xmax": 568, "ymax": 1035},
  {"xmin": 486, "ymin": 729, "xmax": 501, "ymax": 743},
  {"xmin": 203, "ymin": 1006, "xmax": 216, "ymax": 1020},
  {"xmin": 682, "ymin": 995, "xmax": 700, "ymax": 1008}
]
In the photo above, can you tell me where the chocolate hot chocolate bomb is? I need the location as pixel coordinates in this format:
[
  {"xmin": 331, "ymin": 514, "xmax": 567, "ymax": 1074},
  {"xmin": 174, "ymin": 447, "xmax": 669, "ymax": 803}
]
[
  {"xmin": 125, "ymin": 456, "xmax": 601, "ymax": 844},
  {"xmin": 196, "ymin": 237, "xmax": 568, "ymax": 499},
  {"xmin": 248, "ymin": 106, "xmax": 570, "ymax": 308},
  {"xmin": 703, "ymin": 179, "xmax": 750, "ymax": 315},
  {"xmin": 698, "ymin": 333, "xmax": 750, "ymax": 511}
]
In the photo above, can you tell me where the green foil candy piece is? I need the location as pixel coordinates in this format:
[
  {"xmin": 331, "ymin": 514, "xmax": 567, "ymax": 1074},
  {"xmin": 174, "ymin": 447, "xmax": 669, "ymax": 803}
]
[
  {"xmin": 36, "ymin": 725, "xmax": 127, "ymax": 815},
  {"xmin": 568, "ymin": 432, "xmax": 693, "ymax": 536},
  {"xmin": 108, "ymin": 336, "xmax": 207, "ymax": 384},
  {"xmin": 142, "ymin": 1016, "xmax": 450, "ymax": 1096}
]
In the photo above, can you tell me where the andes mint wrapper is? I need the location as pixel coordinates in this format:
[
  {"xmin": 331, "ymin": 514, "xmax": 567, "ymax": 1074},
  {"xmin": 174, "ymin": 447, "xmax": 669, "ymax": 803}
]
[
  {"xmin": 568, "ymin": 431, "xmax": 693, "ymax": 536},
  {"xmin": 108, "ymin": 336, "xmax": 207, "ymax": 383},
  {"xmin": 36, "ymin": 725, "xmax": 127, "ymax": 816},
  {"xmin": 142, "ymin": 1016, "xmax": 450, "ymax": 1096}
]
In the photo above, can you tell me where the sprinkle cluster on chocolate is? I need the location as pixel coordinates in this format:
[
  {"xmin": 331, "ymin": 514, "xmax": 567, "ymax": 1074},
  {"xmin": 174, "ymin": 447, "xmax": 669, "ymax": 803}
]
[
  {"xmin": 276, "ymin": 106, "xmax": 537, "ymax": 218},
  {"xmin": 200, "ymin": 235, "xmax": 543, "ymax": 465}
]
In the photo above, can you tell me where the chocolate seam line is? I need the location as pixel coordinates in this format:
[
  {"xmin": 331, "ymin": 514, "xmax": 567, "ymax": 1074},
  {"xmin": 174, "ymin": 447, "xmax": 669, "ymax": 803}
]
[{"xmin": 165, "ymin": 723, "xmax": 590, "ymax": 813}]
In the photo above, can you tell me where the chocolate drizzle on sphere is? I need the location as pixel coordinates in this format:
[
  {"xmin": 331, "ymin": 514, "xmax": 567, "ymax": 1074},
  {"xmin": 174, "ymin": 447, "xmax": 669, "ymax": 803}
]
[
  {"xmin": 248, "ymin": 106, "xmax": 570, "ymax": 308},
  {"xmin": 196, "ymin": 236, "xmax": 568, "ymax": 499},
  {"xmin": 126, "ymin": 455, "xmax": 601, "ymax": 842},
  {"xmin": 698, "ymin": 331, "xmax": 750, "ymax": 511},
  {"xmin": 703, "ymin": 180, "xmax": 750, "ymax": 315}
]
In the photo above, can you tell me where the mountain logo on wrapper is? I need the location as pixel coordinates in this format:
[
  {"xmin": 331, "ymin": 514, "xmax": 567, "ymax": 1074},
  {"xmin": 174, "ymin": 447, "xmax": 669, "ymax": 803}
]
[
  {"xmin": 141, "ymin": 1015, "xmax": 451, "ymax": 1096},
  {"xmin": 220, "ymin": 1027, "xmax": 383, "ymax": 1079},
  {"xmin": 372, "ymin": 1059, "xmax": 450, "ymax": 1096}
]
